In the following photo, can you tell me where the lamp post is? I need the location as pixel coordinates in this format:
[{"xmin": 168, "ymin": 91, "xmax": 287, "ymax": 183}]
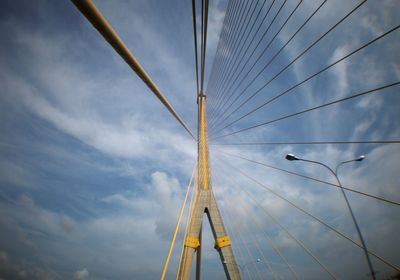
[{"xmin": 285, "ymin": 153, "xmax": 376, "ymax": 280}]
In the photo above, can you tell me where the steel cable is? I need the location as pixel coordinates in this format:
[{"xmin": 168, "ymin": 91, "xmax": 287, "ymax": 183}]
[
  {"xmin": 208, "ymin": 0, "xmax": 253, "ymax": 118},
  {"xmin": 209, "ymin": 0, "xmax": 327, "ymax": 131},
  {"xmin": 206, "ymin": 0, "xmax": 234, "ymax": 99},
  {"xmin": 211, "ymin": 0, "xmax": 367, "ymax": 132},
  {"xmin": 212, "ymin": 81, "xmax": 400, "ymax": 140},
  {"xmin": 212, "ymin": 140, "xmax": 400, "ymax": 146},
  {"xmin": 208, "ymin": 0, "xmax": 278, "ymax": 122},
  {"xmin": 71, "ymin": 0, "xmax": 196, "ymax": 140},
  {"xmin": 216, "ymin": 150, "xmax": 400, "ymax": 206},
  {"xmin": 210, "ymin": 0, "xmax": 287, "ymax": 126},
  {"xmin": 191, "ymin": 0, "xmax": 200, "ymax": 96},
  {"xmin": 209, "ymin": 0, "xmax": 259, "ymax": 113},
  {"xmin": 211, "ymin": 0, "xmax": 303, "ymax": 129},
  {"xmin": 214, "ymin": 24, "xmax": 400, "ymax": 133},
  {"xmin": 218, "ymin": 158, "xmax": 400, "ymax": 274}
]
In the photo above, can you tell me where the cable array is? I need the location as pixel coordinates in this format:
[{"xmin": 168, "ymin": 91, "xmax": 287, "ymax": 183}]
[
  {"xmin": 212, "ymin": 24, "xmax": 400, "ymax": 135},
  {"xmin": 75, "ymin": 0, "xmax": 400, "ymax": 278},
  {"xmin": 210, "ymin": 0, "xmax": 303, "ymax": 128},
  {"xmin": 212, "ymin": 81, "xmax": 400, "ymax": 140},
  {"xmin": 208, "ymin": 0, "xmax": 368, "ymax": 134},
  {"xmin": 216, "ymin": 150, "xmax": 400, "ymax": 206},
  {"xmin": 204, "ymin": 0, "xmax": 400, "ymax": 278}
]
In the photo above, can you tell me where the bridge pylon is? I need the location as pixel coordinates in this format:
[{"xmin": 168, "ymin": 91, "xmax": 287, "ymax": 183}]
[{"xmin": 177, "ymin": 93, "xmax": 241, "ymax": 280}]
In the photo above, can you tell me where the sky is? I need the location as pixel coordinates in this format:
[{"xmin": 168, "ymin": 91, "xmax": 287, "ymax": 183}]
[{"xmin": 0, "ymin": 0, "xmax": 399, "ymax": 280}]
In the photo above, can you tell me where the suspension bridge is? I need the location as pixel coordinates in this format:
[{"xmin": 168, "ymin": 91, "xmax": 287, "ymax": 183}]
[{"xmin": 69, "ymin": 0, "xmax": 400, "ymax": 279}]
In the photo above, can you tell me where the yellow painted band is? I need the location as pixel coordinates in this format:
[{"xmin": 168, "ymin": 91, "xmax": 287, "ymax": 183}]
[
  {"xmin": 185, "ymin": 236, "xmax": 200, "ymax": 249},
  {"xmin": 215, "ymin": 235, "xmax": 231, "ymax": 249}
]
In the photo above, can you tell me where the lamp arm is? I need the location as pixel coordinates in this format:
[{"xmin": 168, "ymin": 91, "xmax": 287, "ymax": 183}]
[
  {"xmin": 295, "ymin": 156, "xmax": 375, "ymax": 279},
  {"xmin": 298, "ymin": 159, "xmax": 341, "ymax": 186}
]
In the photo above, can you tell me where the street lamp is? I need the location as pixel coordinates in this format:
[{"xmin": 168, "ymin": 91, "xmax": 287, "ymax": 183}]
[{"xmin": 285, "ymin": 153, "xmax": 376, "ymax": 280}]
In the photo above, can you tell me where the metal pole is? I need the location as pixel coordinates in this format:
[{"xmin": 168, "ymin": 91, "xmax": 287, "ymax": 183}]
[{"xmin": 299, "ymin": 158, "xmax": 376, "ymax": 280}]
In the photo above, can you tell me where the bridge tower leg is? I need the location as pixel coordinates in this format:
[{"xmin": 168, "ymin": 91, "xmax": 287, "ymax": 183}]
[{"xmin": 177, "ymin": 94, "xmax": 241, "ymax": 280}]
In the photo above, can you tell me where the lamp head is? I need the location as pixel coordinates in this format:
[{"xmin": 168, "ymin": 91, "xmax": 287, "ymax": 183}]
[
  {"xmin": 356, "ymin": 155, "xmax": 365, "ymax": 162},
  {"xmin": 285, "ymin": 153, "xmax": 299, "ymax": 161}
]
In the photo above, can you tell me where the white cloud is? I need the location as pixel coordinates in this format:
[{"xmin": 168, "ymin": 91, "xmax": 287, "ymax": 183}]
[
  {"xmin": 60, "ymin": 213, "xmax": 75, "ymax": 234},
  {"xmin": 329, "ymin": 45, "xmax": 350, "ymax": 97},
  {"xmin": 102, "ymin": 170, "xmax": 186, "ymax": 240},
  {"xmin": 18, "ymin": 270, "xmax": 27, "ymax": 279},
  {"xmin": 206, "ymin": 0, "xmax": 227, "ymax": 53},
  {"xmin": 356, "ymin": 94, "xmax": 383, "ymax": 110},
  {"xmin": 74, "ymin": 268, "xmax": 89, "ymax": 280},
  {"xmin": 0, "ymin": 13, "xmax": 197, "ymax": 181},
  {"xmin": 0, "ymin": 251, "xmax": 7, "ymax": 262},
  {"xmin": 0, "ymin": 0, "xmax": 399, "ymax": 279},
  {"xmin": 211, "ymin": 138, "xmax": 400, "ymax": 278},
  {"xmin": 0, "ymin": 188, "xmax": 177, "ymax": 278},
  {"xmin": 0, "ymin": 161, "xmax": 36, "ymax": 189},
  {"xmin": 352, "ymin": 118, "xmax": 373, "ymax": 137}
]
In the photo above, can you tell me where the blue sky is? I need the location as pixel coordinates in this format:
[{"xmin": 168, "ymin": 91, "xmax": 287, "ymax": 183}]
[{"xmin": 0, "ymin": 0, "xmax": 399, "ymax": 279}]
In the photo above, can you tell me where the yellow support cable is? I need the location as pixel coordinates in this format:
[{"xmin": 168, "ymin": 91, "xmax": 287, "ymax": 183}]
[
  {"xmin": 70, "ymin": 0, "xmax": 195, "ymax": 140},
  {"xmin": 160, "ymin": 166, "xmax": 196, "ymax": 280},
  {"xmin": 176, "ymin": 172, "xmax": 198, "ymax": 279}
]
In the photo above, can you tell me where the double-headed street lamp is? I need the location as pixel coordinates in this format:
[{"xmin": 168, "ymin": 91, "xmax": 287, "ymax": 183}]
[{"xmin": 285, "ymin": 153, "xmax": 376, "ymax": 280}]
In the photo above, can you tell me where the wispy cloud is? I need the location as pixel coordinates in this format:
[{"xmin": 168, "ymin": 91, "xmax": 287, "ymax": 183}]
[{"xmin": 0, "ymin": 0, "xmax": 399, "ymax": 279}]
